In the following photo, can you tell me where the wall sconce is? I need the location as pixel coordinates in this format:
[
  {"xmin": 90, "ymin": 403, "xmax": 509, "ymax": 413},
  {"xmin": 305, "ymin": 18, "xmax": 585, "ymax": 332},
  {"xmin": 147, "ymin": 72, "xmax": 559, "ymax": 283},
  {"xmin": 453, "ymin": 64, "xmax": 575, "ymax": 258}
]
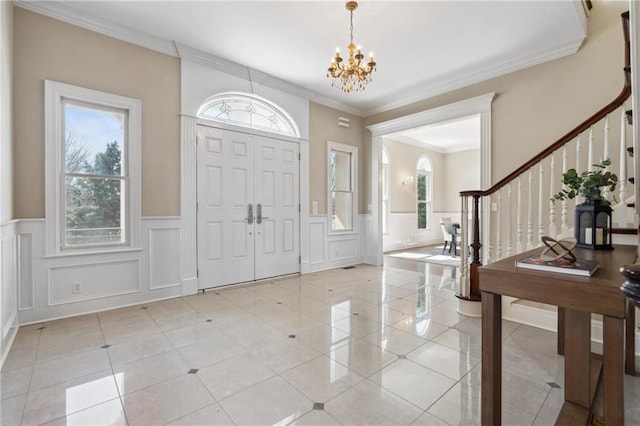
[{"xmin": 402, "ymin": 176, "xmax": 414, "ymax": 187}]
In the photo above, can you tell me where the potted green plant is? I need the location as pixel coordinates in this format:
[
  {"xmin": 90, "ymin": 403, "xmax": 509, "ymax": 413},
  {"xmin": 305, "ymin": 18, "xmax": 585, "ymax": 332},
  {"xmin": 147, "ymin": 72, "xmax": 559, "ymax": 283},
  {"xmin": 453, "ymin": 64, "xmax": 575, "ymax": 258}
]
[
  {"xmin": 551, "ymin": 159, "xmax": 617, "ymax": 249},
  {"xmin": 551, "ymin": 159, "xmax": 618, "ymax": 206}
]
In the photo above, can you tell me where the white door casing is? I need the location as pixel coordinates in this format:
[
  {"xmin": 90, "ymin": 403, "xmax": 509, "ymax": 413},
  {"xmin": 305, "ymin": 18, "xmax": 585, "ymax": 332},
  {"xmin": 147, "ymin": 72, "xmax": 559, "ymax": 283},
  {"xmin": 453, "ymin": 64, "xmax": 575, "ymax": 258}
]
[{"xmin": 196, "ymin": 126, "xmax": 300, "ymax": 288}]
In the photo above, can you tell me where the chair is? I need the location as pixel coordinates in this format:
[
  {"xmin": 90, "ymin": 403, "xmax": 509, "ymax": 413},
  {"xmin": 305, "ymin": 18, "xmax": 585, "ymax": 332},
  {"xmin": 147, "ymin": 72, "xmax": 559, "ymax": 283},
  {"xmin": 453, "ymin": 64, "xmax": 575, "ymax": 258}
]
[
  {"xmin": 439, "ymin": 217, "xmax": 453, "ymax": 254},
  {"xmin": 439, "ymin": 217, "xmax": 460, "ymax": 256}
]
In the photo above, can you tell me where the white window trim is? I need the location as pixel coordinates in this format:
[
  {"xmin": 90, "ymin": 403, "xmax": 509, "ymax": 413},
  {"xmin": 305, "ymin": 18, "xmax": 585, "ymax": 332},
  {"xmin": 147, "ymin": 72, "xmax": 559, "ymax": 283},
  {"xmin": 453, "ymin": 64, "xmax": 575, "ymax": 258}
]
[
  {"xmin": 327, "ymin": 141, "xmax": 358, "ymax": 235},
  {"xmin": 45, "ymin": 80, "xmax": 142, "ymax": 256}
]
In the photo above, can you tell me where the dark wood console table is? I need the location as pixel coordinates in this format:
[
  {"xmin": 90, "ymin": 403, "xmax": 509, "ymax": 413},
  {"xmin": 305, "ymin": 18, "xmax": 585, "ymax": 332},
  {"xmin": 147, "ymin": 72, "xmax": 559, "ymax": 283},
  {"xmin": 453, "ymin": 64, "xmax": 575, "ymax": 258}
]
[{"xmin": 479, "ymin": 245, "xmax": 636, "ymax": 425}]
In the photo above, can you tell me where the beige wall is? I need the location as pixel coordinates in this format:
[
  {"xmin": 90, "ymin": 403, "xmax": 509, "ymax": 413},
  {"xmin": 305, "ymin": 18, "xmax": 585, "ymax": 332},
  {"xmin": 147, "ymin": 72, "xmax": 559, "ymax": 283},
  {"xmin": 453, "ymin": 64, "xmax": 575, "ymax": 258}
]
[
  {"xmin": 309, "ymin": 102, "xmax": 365, "ymax": 214},
  {"xmin": 1, "ymin": 2, "xmax": 13, "ymax": 222},
  {"xmin": 13, "ymin": 8, "xmax": 181, "ymax": 218},
  {"xmin": 363, "ymin": 2, "xmax": 626, "ymax": 209},
  {"xmin": 383, "ymin": 138, "xmax": 444, "ymax": 213},
  {"xmin": 443, "ymin": 149, "xmax": 480, "ymax": 212}
]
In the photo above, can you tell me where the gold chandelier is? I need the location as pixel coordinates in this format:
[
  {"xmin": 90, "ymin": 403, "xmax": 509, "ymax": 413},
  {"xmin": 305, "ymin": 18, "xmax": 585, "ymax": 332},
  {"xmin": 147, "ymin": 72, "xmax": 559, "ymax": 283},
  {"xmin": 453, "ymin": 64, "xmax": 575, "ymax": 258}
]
[{"xmin": 327, "ymin": 1, "xmax": 376, "ymax": 93}]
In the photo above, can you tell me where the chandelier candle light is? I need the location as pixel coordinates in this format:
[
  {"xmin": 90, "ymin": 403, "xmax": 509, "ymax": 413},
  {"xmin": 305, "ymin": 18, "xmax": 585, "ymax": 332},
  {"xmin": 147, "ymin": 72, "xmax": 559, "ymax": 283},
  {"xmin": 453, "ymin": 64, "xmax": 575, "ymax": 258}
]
[{"xmin": 327, "ymin": 1, "xmax": 376, "ymax": 93}]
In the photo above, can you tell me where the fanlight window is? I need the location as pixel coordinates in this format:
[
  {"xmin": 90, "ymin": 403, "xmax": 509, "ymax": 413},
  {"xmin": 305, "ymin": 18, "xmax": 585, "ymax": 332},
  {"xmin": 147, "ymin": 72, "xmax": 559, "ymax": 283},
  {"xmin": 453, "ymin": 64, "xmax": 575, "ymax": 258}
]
[{"xmin": 198, "ymin": 92, "xmax": 300, "ymax": 138}]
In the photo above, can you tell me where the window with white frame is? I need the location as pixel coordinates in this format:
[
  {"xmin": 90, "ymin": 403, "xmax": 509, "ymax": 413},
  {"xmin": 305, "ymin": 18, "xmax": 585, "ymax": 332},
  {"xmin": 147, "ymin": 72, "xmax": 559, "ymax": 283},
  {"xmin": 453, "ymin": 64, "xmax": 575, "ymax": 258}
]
[
  {"xmin": 382, "ymin": 146, "xmax": 390, "ymax": 234},
  {"xmin": 45, "ymin": 81, "xmax": 141, "ymax": 254},
  {"xmin": 416, "ymin": 155, "xmax": 432, "ymax": 230},
  {"xmin": 328, "ymin": 142, "xmax": 358, "ymax": 233},
  {"xmin": 198, "ymin": 92, "xmax": 300, "ymax": 138}
]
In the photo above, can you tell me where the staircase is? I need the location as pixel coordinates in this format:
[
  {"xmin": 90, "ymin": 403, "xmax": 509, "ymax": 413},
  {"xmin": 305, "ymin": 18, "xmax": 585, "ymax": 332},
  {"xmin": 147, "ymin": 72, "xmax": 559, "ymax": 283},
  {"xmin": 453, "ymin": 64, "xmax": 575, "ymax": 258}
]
[{"xmin": 457, "ymin": 11, "xmax": 636, "ymax": 302}]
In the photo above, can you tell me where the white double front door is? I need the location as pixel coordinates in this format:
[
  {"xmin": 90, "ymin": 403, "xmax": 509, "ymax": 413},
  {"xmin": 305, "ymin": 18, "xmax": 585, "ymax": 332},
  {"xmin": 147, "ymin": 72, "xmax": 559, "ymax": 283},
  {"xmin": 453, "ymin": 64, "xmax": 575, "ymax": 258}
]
[{"xmin": 196, "ymin": 126, "xmax": 300, "ymax": 289}]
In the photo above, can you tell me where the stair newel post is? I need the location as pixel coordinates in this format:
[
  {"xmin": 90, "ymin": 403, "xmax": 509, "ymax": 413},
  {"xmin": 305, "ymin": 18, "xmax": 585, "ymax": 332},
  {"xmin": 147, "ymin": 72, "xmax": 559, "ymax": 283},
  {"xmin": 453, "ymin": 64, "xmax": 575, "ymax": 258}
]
[
  {"xmin": 561, "ymin": 145, "xmax": 569, "ymax": 236},
  {"xmin": 549, "ymin": 152, "xmax": 557, "ymax": 238},
  {"xmin": 538, "ymin": 161, "xmax": 545, "ymax": 245},
  {"xmin": 516, "ymin": 176, "xmax": 523, "ymax": 253},
  {"xmin": 469, "ymin": 191, "xmax": 483, "ymax": 300},
  {"xmin": 619, "ymin": 104, "xmax": 628, "ymax": 208},
  {"xmin": 507, "ymin": 182, "xmax": 513, "ymax": 257},
  {"xmin": 459, "ymin": 193, "xmax": 470, "ymax": 299},
  {"xmin": 459, "ymin": 190, "xmax": 482, "ymax": 301}
]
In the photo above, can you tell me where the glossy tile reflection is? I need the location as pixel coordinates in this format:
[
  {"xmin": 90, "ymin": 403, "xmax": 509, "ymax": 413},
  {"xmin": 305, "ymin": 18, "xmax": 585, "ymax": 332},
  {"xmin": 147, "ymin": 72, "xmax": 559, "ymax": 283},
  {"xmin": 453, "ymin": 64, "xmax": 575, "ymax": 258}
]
[{"xmin": 3, "ymin": 255, "xmax": 640, "ymax": 425}]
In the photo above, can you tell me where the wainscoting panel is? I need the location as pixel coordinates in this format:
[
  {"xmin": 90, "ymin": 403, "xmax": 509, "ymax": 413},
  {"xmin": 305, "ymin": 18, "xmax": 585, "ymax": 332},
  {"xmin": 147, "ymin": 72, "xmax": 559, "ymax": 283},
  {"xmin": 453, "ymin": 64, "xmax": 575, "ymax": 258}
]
[
  {"xmin": 149, "ymin": 227, "xmax": 181, "ymax": 290},
  {"xmin": 328, "ymin": 238, "xmax": 359, "ymax": 261},
  {"xmin": 0, "ymin": 221, "xmax": 19, "ymax": 367},
  {"xmin": 48, "ymin": 259, "xmax": 140, "ymax": 306},
  {"xmin": 309, "ymin": 219, "xmax": 326, "ymax": 265},
  {"xmin": 18, "ymin": 233, "xmax": 33, "ymax": 310},
  {"xmin": 307, "ymin": 215, "xmax": 362, "ymax": 273},
  {"xmin": 17, "ymin": 217, "xmax": 183, "ymax": 325}
]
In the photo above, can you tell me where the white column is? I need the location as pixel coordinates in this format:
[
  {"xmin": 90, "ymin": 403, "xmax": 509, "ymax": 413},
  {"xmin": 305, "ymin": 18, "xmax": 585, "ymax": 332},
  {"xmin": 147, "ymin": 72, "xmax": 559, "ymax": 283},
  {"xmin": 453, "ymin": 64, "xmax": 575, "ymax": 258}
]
[{"xmin": 180, "ymin": 115, "xmax": 198, "ymax": 295}]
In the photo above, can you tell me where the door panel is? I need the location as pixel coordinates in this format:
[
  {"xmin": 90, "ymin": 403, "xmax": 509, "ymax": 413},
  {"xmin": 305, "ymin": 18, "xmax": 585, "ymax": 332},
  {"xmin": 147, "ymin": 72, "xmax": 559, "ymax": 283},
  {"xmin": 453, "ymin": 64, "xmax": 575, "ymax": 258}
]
[
  {"xmin": 197, "ymin": 127, "xmax": 255, "ymax": 288},
  {"xmin": 254, "ymin": 136, "xmax": 300, "ymax": 280},
  {"xmin": 197, "ymin": 127, "xmax": 300, "ymax": 289}
]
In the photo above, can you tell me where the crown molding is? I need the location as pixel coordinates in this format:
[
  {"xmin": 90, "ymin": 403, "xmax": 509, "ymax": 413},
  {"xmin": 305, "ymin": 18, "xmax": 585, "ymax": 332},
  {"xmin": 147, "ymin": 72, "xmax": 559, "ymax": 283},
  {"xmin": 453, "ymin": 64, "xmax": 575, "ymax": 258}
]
[
  {"xmin": 14, "ymin": 0, "xmax": 364, "ymax": 117},
  {"xmin": 174, "ymin": 43, "xmax": 362, "ymax": 116},
  {"xmin": 368, "ymin": 92, "xmax": 496, "ymax": 137},
  {"xmin": 386, "ymin": 134, "xmax": 479, "ymax": 155},
  {"xmin": 14, "ymin": 0, "xmax": 179, "ymax": 57},
  {"xmin": 15, "ymin": 1, "xmax": 585, "ymax": 119},
  {"xmin": 363, "ymin": 37, "xmax": 585, "ymax": 117}
]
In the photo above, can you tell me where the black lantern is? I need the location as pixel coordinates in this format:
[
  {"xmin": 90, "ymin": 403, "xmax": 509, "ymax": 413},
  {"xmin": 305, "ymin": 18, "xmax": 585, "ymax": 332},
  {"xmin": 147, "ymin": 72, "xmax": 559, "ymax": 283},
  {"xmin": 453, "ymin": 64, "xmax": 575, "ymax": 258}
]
[{"xmin": 574, "ymin": 200, "xmax": 613, "ymax": 250}]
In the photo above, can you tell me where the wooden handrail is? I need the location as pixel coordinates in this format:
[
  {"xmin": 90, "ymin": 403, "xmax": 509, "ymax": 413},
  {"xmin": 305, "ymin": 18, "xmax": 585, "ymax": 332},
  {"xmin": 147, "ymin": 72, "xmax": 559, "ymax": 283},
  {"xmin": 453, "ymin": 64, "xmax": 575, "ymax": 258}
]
[
  {"xmin": 477, "ymin": 85, "xmax": 630, "ymax": 198},
  {"xmin": 461, "ymin": 11, "xmax": 631, "ymax": 198}
]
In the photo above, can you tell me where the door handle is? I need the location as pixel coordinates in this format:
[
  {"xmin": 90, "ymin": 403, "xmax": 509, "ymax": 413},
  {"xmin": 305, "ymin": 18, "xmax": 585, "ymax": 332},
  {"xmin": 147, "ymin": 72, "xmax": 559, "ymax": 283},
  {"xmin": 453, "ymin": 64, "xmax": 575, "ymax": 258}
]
[
  {"xmin": 256, "ymin": 203, "xmax": 269, "ymax": 224},
  {"xmin": 246, "ymin": 203, "xmax": 254, "ymax": 224}
]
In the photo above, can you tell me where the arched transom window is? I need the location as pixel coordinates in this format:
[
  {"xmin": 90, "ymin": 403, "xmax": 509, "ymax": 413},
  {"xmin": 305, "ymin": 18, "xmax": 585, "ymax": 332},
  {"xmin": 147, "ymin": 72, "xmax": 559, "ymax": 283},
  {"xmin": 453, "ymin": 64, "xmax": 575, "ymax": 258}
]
[
  {"xmin": 417, "ymin": 155, "xmax": 432, "ymax": 230},
  {"xmin": 197, "ymin": 92, "xmax": 300, "ymax": 138}
]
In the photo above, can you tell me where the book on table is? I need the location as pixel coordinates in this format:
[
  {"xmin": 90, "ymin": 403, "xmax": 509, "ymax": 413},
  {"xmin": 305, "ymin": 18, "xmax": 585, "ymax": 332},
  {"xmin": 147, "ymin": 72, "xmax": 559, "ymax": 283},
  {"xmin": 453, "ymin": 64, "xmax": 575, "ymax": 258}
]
[{"xmin": 515, "ymin": 255, "xmax": 599, "ymax": 277}]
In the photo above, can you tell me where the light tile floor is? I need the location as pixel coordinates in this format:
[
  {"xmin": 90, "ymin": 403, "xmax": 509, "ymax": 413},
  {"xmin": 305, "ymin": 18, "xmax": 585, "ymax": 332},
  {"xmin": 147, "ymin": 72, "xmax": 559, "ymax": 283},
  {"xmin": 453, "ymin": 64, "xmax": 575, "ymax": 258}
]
[{"xmin": 2, "ymin": 257, "xmax": 640, "ymax": 425}]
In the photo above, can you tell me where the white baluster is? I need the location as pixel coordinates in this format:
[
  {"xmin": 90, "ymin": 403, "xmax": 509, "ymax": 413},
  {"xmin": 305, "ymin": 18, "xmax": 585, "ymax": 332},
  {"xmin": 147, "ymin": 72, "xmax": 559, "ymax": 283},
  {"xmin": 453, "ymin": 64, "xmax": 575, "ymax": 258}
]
[
  {"xmin": 603, "ymin": 115, "xmax": 611, "ymax": 201},
  {"xmin": 507, "ymin": 182, "xmax": 513, "ymax": 257},
  {"xmin": 496, "ymin": 190, "xmax": 502, "ymax": 260},
  {"xmin": 561, "ymin": 145, "xmax": 569, "ymax": 236},
  {"xmin": 527, "ymin": 169, "xmax": 534, "ymax": 250},
  {"xmin": 588, "ymin": 125, "xmax": 594, "ymax": 171},
  {"xmin": 538, "ymin": 161, "xmax": 544, "ymax": 245},
  {"xmin": 517, "ymin": 177, "xmax": 523, "ymax": 253},
  {"xmin": 549, "ymin": 153, "xmax": 557, "ymax": 238},
  {"xmin": 620, "ymin": 105, "xmax": 628, "ymax": 209},
  {"xmin": 576, "ymin": 134, "xmax": 582, "ymax": 205}
]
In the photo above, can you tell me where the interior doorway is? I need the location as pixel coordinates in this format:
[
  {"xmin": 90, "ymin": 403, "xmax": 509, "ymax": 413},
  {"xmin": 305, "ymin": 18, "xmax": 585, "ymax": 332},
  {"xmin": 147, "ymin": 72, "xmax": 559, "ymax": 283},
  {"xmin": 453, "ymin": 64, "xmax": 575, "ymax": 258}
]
[
  {"xmin": 196, "ymin": 125, "xmax": 300, "ymax": 289},
  {"xmin": 367, "ymin": 93, "xmax": 495, "ymax": 267}
]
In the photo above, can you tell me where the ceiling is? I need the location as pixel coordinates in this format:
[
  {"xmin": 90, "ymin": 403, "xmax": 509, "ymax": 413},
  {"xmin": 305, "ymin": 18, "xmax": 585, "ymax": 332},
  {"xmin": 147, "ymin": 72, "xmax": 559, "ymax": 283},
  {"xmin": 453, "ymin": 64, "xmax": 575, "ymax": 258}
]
[
  {"xmin": 17, "ymin": 1, "xmax": 588, "ymax": 117},
  {"xmin": 388, "ymin": 114, "xmax": 481, "ymax": 154}
]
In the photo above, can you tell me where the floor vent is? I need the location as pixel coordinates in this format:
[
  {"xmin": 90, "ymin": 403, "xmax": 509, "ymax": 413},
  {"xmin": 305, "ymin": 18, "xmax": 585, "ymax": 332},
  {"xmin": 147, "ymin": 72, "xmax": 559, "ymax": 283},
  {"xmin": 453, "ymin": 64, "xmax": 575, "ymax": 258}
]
[{"xmin": 343, "ymin": 266, "xmax": 356, "ymax": 269}]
